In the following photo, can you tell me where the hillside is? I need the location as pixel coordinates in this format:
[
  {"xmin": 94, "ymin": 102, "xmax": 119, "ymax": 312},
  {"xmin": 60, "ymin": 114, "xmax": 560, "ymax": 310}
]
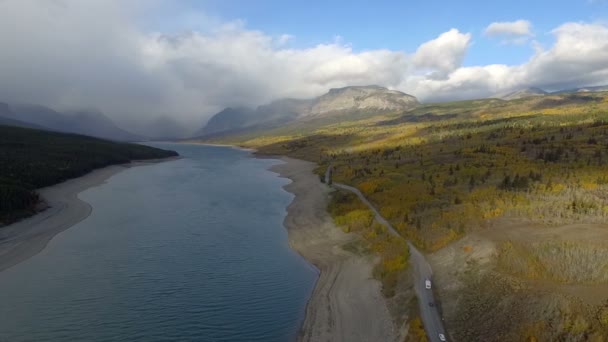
[
  {"xmin": 195, "ymin": 107, "xmax": 258, "ymax": 136},
  {"xmin": 554, "ymin": 84, "xmax": 608, "ymax": 94},
  {"xmin": 4, "ymin": 104, "xmax": 143, "ymax": 141},
  {"xmin": 64, "ymin": 109, "xmax": 144, "ymax": 141},
  {"xmin": 0, "ymin": 125, "xmax": 178, "ymax": 225},
  {"xmin": 203, "ymin": 90, "xmax": 608, "ymax": 340},
  {"xmin": 494, "ymin": 87, "xmax": 548, "ymax": 100},
  {"xmin": 0, "ymin": 103, "xmax": 46, "ymax": 129},
  {"xmin": 195, "ymin": 85, "xmax": 418, "ymax": 137}
]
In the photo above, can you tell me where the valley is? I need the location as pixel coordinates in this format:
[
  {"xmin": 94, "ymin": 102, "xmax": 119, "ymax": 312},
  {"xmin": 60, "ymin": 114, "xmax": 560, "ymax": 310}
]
[{"xmin": 198, "ymin": 89, "xmax": 608, "ymax": 341}]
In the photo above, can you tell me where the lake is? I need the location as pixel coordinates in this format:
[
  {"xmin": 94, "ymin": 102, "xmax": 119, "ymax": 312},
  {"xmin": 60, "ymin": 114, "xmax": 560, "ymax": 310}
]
[{"xmin": 0, "ymin": 144, "xmax": 317, "ymax": 342}]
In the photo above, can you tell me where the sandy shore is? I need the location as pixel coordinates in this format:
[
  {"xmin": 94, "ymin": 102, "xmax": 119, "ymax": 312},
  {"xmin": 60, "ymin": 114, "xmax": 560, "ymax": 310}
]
[
  {"xmin": 0, "ymin": 158, "xmax": 177, "ymax": 273},
  {"xmin": 270, "ymin": 157, "xmax": 397, "ymax": 342}
]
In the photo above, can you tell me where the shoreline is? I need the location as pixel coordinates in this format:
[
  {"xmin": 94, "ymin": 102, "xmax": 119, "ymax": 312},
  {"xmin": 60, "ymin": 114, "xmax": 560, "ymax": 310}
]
[
  {"xmin": 0, "ymin": 157, "xmax": 178, "ymax": 273},
  {"xmin": 269, "ymin": 156, "xmax": 397, "ymax": 342},
  {"xmin": 185, "ymin": 141, "xmax": 256, "ymax": 152},
  {"xmin": 1, "ymin": 141, "xmax": 398, "ymax": 340}
]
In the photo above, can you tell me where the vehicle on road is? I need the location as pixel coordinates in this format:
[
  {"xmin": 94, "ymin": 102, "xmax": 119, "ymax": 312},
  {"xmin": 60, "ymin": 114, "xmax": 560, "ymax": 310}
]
[
  {"xmin": 425, "ymin": 279, "xmax": 431, "ymax": 289},
  {"xmin": 438, "ymin": 333, "xmax": 446, "ymax": 341},
  {"xmin": 429, "ymin": 302, "xmax": 434, "ymax": 307}
]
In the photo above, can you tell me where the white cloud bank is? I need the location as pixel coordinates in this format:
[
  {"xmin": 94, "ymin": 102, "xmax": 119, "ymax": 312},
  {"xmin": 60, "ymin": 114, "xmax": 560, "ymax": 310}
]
[{"xmin": 1, "ymin": 1, "xmax": 608, "ymax": 131}]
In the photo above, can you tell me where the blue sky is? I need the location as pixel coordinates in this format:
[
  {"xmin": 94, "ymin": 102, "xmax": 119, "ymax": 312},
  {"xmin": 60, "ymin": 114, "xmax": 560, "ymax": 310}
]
[{"xmin": 163, "ymin": 0, "xmax": 608, "ymax": 66}]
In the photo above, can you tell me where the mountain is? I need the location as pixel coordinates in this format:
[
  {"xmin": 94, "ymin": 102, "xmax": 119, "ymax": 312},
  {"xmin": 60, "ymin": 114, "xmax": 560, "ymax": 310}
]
[
  {"xmin": 64, "ymin": 110, "xmax": 144, "ymax": 141},
  {"xmin": 196, "ymin": 86, "xmax": 419, "ymax": 137},
  {"xmin": 196, "ymin": 107, "xmax": 258, "ymax": 136},
  {"xmin": 0, "ymin": 102, "xmax": 47, "ymax": 129},
  {"xmin": 8, "ymin": 104, "xmax": 69, "ymax": 130},
  {"xmin": 494, "ymin": 87, "xmax": 548, "ymax": 100},
  {"xmin": 493, "ymin": 84, "xmax": 608, "ymax": 101},
  {"xmin": 310, "ymin": 85, "xmax": 419, "ymax": 116},
  {"xmin": 553, "ymin": 85, "xmax": 608, "ymax": 94},
  {"xmin": 4, "ymin": 104, "xmax": 142, "ymax": 141},
  {"xmin": 0, "ymin": 116, "xmax": 46, "ymax": 130},
  {"xmin": 257, "ymin": 98, "xmax": 313, "ymax": 121}
]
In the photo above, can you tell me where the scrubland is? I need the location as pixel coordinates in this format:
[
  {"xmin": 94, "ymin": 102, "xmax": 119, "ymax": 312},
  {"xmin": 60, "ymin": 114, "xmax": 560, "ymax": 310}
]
[{"xmin": 209, "ymin": 92, "xmax": 608, "ymax": 340}]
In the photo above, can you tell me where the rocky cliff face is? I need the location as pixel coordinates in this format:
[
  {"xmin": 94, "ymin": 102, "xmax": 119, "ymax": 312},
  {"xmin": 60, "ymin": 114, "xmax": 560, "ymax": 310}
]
[
  {"xmin": 310, "ymin": 85, "xmax": 419, "ymax": 116},
  {"xmin": 196, "ymin": 85, "xmax": 419, "ymax": 137}
]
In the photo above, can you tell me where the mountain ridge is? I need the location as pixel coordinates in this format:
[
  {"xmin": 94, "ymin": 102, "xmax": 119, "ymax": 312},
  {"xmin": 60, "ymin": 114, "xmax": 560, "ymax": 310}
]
[
  {"xmin": 494, "ymin": 87, "xmax": 548, "ymax": 100},
  {"xmin": 493, "ymin": 84, "xmax": 608, "ymax": 100},
  {"xmin": 1, "ymin": 103, "xmax": 143, "ymax": 141},
  {"xmin": 196, "ymin": 85, "xmax": 419, "ymax": 137}
]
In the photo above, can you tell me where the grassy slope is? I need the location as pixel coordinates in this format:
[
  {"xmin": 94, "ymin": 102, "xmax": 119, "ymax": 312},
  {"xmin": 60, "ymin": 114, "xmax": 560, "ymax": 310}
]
[
  {"xmin": 0, "ymin": 125, "xmax": 178, "ymax": 225},
  {"xmin": 202, "ymin": 91, "xmax": 608, "ymax": 339}
]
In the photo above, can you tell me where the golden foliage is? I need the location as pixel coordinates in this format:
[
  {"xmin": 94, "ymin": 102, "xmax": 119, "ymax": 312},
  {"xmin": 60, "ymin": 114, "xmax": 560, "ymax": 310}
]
[
  {"xmin": 216, "ymin": 91, "xmax": 608, "ymax": 252},
  {"xmin": 408, "ymin": 316, "xmax": 428, "ymax": 342}
]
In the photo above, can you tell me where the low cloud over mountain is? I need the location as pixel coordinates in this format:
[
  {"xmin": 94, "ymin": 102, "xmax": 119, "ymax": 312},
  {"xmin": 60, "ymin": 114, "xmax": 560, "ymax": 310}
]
[{"xmin": 1, "ymin": 1, "xmax": 608, "ymax": 133}]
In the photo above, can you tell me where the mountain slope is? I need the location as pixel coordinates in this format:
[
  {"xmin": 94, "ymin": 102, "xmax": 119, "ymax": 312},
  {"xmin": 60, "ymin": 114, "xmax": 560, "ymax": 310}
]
[
  {"xmin": 310, "ymin": 85, "xmax": 418, "ymax": 116},
  {"xmin": 196, "ymin": 107, "xmax": 257, "ymax": 136},
  {"xmin": 5, "ymin": 104, "xmax": 142, "ymax": 141},
  {"xmin": 553, "ymin": 85, "xmax": 608, "ymax": 94},
  {"xmin": 494, "ymin": 87, "xmax": 548, "ymax": 100},
  {"xmin": 196, "ymin": 85, "xmax": 419, "ymax": 137},
  {"xmin": 64, "ymin": 110, "xmax": 144, "ymax": 141},
  {"xmin": 0, "ymin": 103, "xmax": 45, "ymax": 129}
]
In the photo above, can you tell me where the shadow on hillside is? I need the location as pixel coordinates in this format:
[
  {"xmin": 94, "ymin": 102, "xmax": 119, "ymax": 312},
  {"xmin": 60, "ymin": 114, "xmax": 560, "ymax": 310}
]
[
  {"xmin": 377, "ymin": 113, "xmax": 459, "ymax": 126},
  {"xmin": 533, "ymin": 94, "xmax": 602, "ymax": 109}
]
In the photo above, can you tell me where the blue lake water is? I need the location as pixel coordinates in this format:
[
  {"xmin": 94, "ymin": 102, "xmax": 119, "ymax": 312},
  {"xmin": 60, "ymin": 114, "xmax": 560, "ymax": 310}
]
[{"xmin": 0, "ymin": 144, "xmax": 317, "ymax": 342}]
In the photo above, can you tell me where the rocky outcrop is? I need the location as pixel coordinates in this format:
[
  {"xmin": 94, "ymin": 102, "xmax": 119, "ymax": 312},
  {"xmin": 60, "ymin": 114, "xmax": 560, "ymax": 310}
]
[{"xmin": 310, "ymin": 85, "xmax": 418, "ymax": 116}]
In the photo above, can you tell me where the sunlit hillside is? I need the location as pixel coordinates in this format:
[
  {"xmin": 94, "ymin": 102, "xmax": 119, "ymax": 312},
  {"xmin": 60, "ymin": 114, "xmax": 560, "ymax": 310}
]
[{"xmin": 203, "ymin": 91, "xmax": 608, "ymax": 340}]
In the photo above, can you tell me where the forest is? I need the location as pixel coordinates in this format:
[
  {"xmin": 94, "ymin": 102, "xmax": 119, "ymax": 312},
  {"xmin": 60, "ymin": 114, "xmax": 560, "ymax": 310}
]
[
  {"xmin": 0, "ymin": 125, "xmax": 177, "ymax": 225},
  {"xmin": 216, "ymin": 92, "xmax": 608, "ymax": 251}
]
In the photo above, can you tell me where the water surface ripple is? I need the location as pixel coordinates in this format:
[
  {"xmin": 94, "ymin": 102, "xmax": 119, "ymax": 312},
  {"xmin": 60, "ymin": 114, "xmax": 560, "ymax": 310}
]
[{"xmin": 0, "ymin": 144, "xmax": 317, "ymax": 342}]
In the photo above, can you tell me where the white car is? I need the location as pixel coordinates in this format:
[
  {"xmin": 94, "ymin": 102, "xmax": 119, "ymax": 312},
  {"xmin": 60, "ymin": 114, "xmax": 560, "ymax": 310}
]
[
  {"xmin": 438, "ymin": 333, "xmax": 446, "ymax": 341},
  {"xmin": 425, "ymin": 279, "xmax": 431, "ymax": 289}
]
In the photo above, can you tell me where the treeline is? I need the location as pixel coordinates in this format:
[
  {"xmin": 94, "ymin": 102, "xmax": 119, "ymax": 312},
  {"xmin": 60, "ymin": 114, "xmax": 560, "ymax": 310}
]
[{"xmin": 0, "ymin": 125, "xmax": 178, "ymax": 225}]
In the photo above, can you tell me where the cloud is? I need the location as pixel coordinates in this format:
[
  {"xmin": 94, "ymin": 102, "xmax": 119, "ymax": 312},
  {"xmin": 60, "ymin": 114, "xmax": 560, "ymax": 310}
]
[
  {"xmin": 1, "ymin": 1, "xmax": 608, "ymax": 135},
  {"xmin": 411, "ymin": 29, "xmax": 472, "ymax": 79},
  {"xmin": 404, "ymin": 22, "xmax": 608, "ymax": 101},
  {"xmin": 485, "ymin": 19, "xmax": 533, "ymax": 37},
  {"xmin": 0, "ymin": 0, "xmax": 411, "ymax": 131}
]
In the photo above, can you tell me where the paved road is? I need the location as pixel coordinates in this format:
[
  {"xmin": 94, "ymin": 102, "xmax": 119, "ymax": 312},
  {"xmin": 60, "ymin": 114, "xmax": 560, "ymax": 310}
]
[{"xmin": 325, "ymin": 165, "xmax": 448, "ymax": 342}]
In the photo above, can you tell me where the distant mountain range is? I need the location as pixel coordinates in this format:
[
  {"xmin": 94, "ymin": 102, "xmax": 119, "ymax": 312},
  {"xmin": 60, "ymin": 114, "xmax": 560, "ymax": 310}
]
[
  {"xmin": 2, "ymin": 83, "xmax": 607, "ymax": 141},
  {"xmin": 0, "ymin": 102, "xmax": 143, "ymax": 141},
  {"xmin": 493, "ymin": 85, "xmax": 608, "ymax": 100},
  {"xmin": 195, "ymin": 85, "xmax": 419, "ymax": 137},
  {"xmin": 0, "ymin": 103, "xmax": 45, "ymax": 130},
  {"xmin": 494, "ymin": 87, "xmax": 548, "ymax": 100},
  {"xmin": 553, "ymin": 85, "xmax": 608, "ymax": 94}
]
